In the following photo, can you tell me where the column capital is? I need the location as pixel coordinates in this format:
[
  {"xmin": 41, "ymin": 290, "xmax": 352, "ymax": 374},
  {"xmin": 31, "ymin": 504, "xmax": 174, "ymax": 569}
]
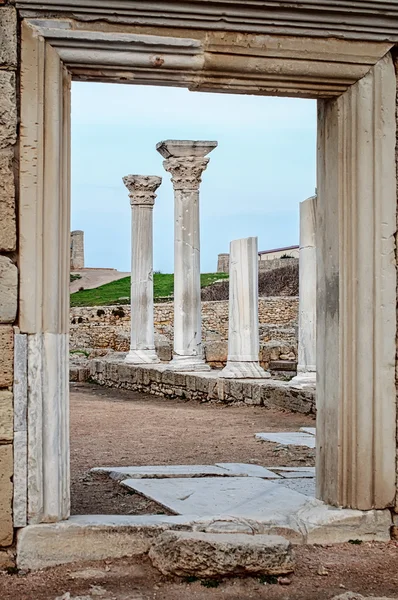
[
  {"xmin": 156, "ymin": 139, "xmax": 217, "ymax": 191},
  {"xmin": 122, "ymin": 175, "xmax": 162, "ymax": 206}
]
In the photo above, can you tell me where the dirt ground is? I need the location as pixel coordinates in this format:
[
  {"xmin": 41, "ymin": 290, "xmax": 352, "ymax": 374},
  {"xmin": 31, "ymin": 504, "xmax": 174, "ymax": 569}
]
[
  {"xmin": 70, "ymin": 383, "xmax": 316, "ymax": 514},
  {"xmin": 2, "ymin": 384, "xmax": 398, "ymax": 599},
  {"xmin": 1, "ymin": 542, "xmax": 398, "ymax": 600}
]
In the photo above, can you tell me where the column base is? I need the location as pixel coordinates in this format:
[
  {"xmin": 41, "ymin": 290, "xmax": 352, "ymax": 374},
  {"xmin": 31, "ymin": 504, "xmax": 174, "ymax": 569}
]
[
  {"xmin": 290, "ymin": 370, "xmax": 316, "ymax": 388},
  {"xmin": 124, "ymin": 349, "xmax": 160, "ymax": 365},
  {"xmin": 167, "ymin": 355, "xmax": 211, "ymax": 372},
  {"xmin": 219, "ymin": 361, "xmax": 271, "ymax": 379}
]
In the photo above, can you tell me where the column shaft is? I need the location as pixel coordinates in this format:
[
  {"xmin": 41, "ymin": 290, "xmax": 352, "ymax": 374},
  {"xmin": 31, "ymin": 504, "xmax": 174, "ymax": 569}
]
[
  {"xmin": 220, "ymin": 237, "xmax": 269, "ymax": 378},
  {"xmin": 291, "ymin": 196, "xmax": 316, "ymax": 386},
  {"xmin": 157, "ymin": 140, "xmax": 217, "ymax": 371},
  {"xmin": 123, "ymin": 175, "xmax": 161, "ymax": 364}
]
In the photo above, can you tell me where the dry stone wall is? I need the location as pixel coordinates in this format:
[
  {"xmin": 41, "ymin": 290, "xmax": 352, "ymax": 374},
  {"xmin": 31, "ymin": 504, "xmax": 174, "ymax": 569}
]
[
  {"xmin": 70, "ymin": 298, "xmax": 298, "ymax": 368},
  {"xmin": 0, "ymin": 0, "xmax": 17, "ymax": 552}
]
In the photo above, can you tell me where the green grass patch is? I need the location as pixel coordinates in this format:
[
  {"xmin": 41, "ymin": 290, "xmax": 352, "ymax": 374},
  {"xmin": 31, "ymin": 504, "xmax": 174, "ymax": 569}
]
[
  {"xmin": 70, "ymin": 273, "xmax": 82, "ymax": 282},
  {"xmin": 70, "ymin": 272, "xmax": 228, "ymax": 307}
]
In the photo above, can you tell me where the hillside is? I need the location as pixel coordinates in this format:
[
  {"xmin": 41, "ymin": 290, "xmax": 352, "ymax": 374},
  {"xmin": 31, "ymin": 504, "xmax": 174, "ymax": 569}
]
[{"xmin": 70, "ymin": 272, "xmax": 229, "ymax": 307}]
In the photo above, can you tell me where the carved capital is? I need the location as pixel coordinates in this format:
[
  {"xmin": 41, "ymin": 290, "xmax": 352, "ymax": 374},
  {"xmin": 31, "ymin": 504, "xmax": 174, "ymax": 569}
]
[
  {"xmin": 123, "ymin": 175, "xmax": 162, "ymax": 206},
  {"xmin": 163, "ymin": 157, "xmax": 209, "ymax": 191}
]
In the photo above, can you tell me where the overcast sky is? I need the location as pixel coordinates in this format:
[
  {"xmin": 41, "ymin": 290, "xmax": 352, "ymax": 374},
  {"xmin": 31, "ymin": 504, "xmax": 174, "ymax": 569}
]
[{"xmin": 71, "ymin": 82, "xmax": 316, "ymax": 273}]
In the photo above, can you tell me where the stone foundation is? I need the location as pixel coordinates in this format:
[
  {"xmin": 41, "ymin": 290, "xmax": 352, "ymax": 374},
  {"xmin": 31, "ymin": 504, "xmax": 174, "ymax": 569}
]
[{"xmin": 89, "ymin": 356, "xmax": 315, "ymax": 414}]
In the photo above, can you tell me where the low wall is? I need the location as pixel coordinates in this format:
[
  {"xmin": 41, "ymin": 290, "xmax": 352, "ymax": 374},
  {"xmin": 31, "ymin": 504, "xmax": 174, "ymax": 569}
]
[{"xmin": 89, "ymin": 357, "xmax": 315, "ymax": 415}]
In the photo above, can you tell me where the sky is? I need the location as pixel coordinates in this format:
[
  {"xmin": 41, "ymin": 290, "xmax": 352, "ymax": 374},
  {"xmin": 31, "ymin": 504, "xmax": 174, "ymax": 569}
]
[{"xmin": 71, "ymin": 82, "xmax": 316, "ymax": 273}]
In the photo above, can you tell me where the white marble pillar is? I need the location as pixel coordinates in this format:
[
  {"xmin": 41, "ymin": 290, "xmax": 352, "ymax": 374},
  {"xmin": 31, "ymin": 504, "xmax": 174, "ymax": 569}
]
[
  {"xmin": 220, "ymin": 237, "xmax": 270, "ymax": 379},
  {"xmin": 123, "ymin": 175, "xmax": 162, "ymax": 364},
  {"xmin": 156, "ymin": 140, "xmax": 217, "ymax": 371},
  {"xmin": 290, "ymin": 195, "xmax": 316, "ymax": 387}
]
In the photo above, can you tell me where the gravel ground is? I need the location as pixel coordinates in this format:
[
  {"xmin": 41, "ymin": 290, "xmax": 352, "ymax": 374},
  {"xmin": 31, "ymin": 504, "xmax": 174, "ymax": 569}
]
[{"xmin": 1, "ymin": 543, "xmax": 398, "ymax": 600}]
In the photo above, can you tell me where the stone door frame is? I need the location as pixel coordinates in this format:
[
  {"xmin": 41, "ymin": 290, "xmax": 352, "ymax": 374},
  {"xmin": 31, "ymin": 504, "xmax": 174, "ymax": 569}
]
[{"xmin": 17, "ymin": 16, "xmax": 397, "ymax": 527}]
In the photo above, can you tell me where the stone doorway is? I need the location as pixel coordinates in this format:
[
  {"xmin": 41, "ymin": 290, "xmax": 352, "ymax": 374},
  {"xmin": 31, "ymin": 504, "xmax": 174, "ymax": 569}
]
[{"xmin": 15, "ymin": 11, "xmax": 397, "ymax": 565}]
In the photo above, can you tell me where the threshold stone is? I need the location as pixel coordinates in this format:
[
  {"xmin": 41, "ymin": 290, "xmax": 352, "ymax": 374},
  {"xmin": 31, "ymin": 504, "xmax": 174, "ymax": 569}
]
[{"xmin": 149, "ymin": 530, "xmax": 294, "ymax": 577}]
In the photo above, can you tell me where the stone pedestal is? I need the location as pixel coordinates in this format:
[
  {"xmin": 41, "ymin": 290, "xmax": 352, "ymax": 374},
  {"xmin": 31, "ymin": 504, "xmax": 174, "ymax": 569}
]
[
  {"xmin": 220, "ymin": 237, "xmax": 269, "ymax": 379},
  {"xmin": 157, "ymin": 140, "xmax": 217, "ymax": 371},
  {"xmin": 290, "ymin": 196, "xmax": 316, "ymax": 387},
  {"xmin": 123, "ymin": 175, "xmax": 161, "ymax": 365}
]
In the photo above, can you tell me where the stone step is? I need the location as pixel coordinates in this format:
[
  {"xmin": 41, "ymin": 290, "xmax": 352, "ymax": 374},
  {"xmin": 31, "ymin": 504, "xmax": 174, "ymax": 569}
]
[{"xmin": 148, "ymin": 530, "xmax": 294, "ymax": 577}]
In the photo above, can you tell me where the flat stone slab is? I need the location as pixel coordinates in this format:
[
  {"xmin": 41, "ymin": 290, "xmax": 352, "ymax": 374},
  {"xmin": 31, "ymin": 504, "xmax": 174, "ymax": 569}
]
[
  {"xmin": 255, "ymin": 432, "xmax": 316, "ymax": 448},
  {"xmin": 122, "ymin": 476, "xmax": 312, "ymax": 518},
  {"xmin": 91, "ymin": 465, "xmax": 230, "ymax": 481},
  {"xmin": 92, "ymin": 463, "xmax": 281, "ymax": 481},
  {"xmin": 149, "ymin": 530, "xmax": 294, "ymax": 577},
  {"xmin": 300, "ymin": 427, "xmax": 316, "ymax": 436},
  {"xmin": 215, "ymin": 463, "xmax": 281, "ymax": 478},
  {"xmin": 275, "ymin": 477, "xmax": 316, "ymax": 497},
  {"xmin": 270, "ymin": 467, "xmax": 315, "ymax": 479}
]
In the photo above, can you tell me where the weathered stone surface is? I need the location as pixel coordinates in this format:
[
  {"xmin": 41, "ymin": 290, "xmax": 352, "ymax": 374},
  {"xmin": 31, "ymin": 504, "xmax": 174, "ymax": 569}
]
[
  {"xmin": 0, "ymin": 7, "xmax": 17, "ymax": 68},
  {"xmin": 0, "ymin": 547, "xmax": 15, "ymax": 570},
  {"xmin": 0, "ymin": 149, "xmax": 16, "ymax": 251},
  {"xmin": 332, "ymin": 595, "xmax": 396, "ymax": 600},
  {"xmin": 0, "ymin": 255, "xmax": 17, "ymax": 322},
  {"xmin": 17, "ymin": 514, "xmax": 196, "ymax": 570},
  {"xmin": 0, "ymin": 389, "xmax": 13, "ymax": 442},
  {"xmin": 149, "ymin": 531, "xmax": 294, "ymax": 577},
  {"xmin": 0, "ymin": 71, "xmax": 17, "ymax": 149},
  {"xmin": 0, "ymin": 325, "xmax": 13, "ymax": 386},
  {"xmin": 0, "ymin": 444, "xmax": 13, "ymax": 546}
]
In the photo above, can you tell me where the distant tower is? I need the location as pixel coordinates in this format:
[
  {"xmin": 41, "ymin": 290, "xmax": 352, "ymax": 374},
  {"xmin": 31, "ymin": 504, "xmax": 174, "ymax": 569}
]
[{"xmin": 70, "ymin": 230, "xmax": 84, "ymax": 270}]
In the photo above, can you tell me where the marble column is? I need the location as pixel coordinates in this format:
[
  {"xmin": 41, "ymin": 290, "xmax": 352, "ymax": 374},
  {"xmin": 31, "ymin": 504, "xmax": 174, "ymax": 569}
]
[
  {"xmin": 220, "ymin": 237, "xmax": 270, "ymax": 378},
  {"xmin": 290, "ymin": 195, "xmax": 316, "ymax": 387},
  {"xmin": 123, "ymin": 175, "xmax": 162, "ymax": 364},
  {"xmin": 156, "ymin": 140, "xmax": 217, "ymax": 371}
]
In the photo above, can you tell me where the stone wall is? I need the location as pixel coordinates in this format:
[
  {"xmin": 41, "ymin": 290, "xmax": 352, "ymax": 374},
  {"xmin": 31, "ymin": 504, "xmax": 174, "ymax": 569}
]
[
  {"xmin": 70, "ymin": 298, "xmax": 298, "ymax": 368},
  {"xmin": 90, "ymin": 357, "xmax": 315, "ymax": 415},
  {"xmin": 217, "ymin": 254, "xmax": 298, "ymax": 274},
  {"xmin": 0, "ymin": 0, "xmax": 17, "ymax": 554},
  {"xmin": 258, "ymin": 257, "xmax": 298, "ymax": 272}
]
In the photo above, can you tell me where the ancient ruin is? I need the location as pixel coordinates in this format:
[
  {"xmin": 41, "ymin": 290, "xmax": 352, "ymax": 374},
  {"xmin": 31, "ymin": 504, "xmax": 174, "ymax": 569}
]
[
  {"xmin": 1, "ymin": 0, "xmax": 398, "ymax": 580},
  {"xmin": 290, "ymin": 196, "xmax": 317, "ymax": 386},
  {"xmin": 70, "ymin": 230, "xmax": 84, "ymax": 270},
  {"xmin": 220, "ymin": 237, "xmax": 270, "ymax": 379},
  {"xmin": 157, "ymin": 140, "xmax": 217, "ymax": 371},
  {"xmin": 123, "ymin": 175, "xmax": 162, "ymax": 365}
]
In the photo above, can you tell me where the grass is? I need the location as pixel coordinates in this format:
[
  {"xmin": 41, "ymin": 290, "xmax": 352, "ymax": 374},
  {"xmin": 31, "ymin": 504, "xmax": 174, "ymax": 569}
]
[
  {"xmin": 70, "ymin": 272, "xmax": 228, "ymax": 307},
  {"xmin": 70, "ymin": 273, "xmax": 82, "ymax": 283}
]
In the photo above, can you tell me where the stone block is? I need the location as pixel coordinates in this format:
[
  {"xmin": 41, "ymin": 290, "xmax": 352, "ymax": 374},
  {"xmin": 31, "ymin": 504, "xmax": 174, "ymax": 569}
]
[
  {"xmin": 0, "ymin": 7, "xmax": 17, "ymax": 67},
  {"xmin": 0, "ymin": 444, "xmax": 13, "ymax": 545},
  {"xmin": 0, "ymin": 71, "xmax": 16, "ymax": 149},
  {"xmin": 0, "ymin": 256, "xmax": 17, "ymax": 322},
  {"xmin": 229, "ymin": 380, "xmax": 243, "ymax": 400},
  {"xmin": 149, "ymin": 530, "xmax": 294, "ymax": 577},
  {"xmin": 0, "ymin": 389, "xmax": 13, "ymax": 441},
  {"xmin": 0, "ymin": 325, "xmax": 13, "ymax": 386},
  {"xmin": 205, "ymin": 340, "xmax": 228, "ymax": 363},
  {"xmin": 0, "ymin": 149, "xmax": 15, "ymax": 251}
]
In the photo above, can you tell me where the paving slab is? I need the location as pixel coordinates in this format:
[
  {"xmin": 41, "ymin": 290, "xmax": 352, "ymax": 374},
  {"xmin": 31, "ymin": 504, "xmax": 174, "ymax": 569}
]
[
  {"xmin": 255, "ymin": 432, "xmax": 316, "ymax": 448},
  {"xmin": 121, "ymin": 476, "xmax": 312, "ymax": 518},
  {"xmin": 91, "ymin": 465, "xmax": 230, "ymax": 481},
  {"xmin": 275, "ymin": 477, "xmax": 316, "ymax": 497},
  {"xmin": 92, "ymin": 463, "xmax": 283, "ymax": 481},
  {"xmin": 216, "ymin": 463, "xmax": 281, "ymax": 478},
  {"xmin": 300, "ymin": 427, "xmax": 316, "ymax": 436},
  {"xmin": 271, "ymin": 467, "xmax": 315, "ymax": 479}
]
